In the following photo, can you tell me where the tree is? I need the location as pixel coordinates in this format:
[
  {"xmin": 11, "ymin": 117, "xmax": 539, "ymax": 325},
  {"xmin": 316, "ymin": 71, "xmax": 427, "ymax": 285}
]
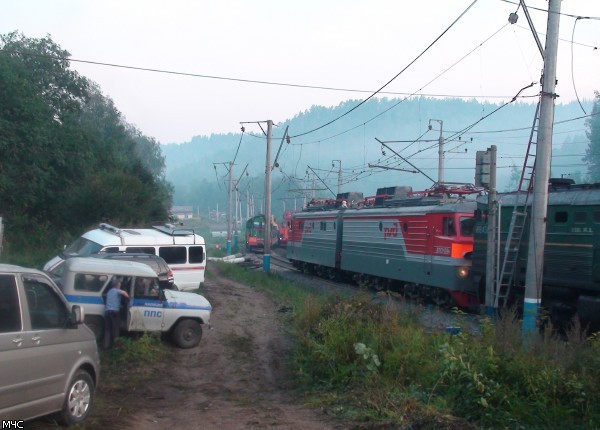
[
  {"xmin": 584, "ymin": 92, "xmax": 600, "ymax": 182},
  {"xmin": 0, "ymin": 32, "xmax": 172, "ymax": 265}
]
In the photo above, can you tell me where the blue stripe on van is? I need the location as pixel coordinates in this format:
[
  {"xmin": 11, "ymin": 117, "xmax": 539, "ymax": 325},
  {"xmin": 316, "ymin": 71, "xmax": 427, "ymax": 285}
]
[
  {"xmin": 64, "ymin": 294, "xmax": 105, "ymax": 305},
  {"xmin": 131, "ymin": 298, "xmax": 163, "ymax": 307},
  {"xmin": 164, "ymin": 301, "xmax": 212, "ymax": 311}
]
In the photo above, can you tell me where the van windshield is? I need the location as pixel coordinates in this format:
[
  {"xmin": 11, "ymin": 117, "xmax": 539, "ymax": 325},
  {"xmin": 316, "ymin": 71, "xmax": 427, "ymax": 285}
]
[{"xmin": 62, "ymin": 237, "xmax": 103, "ymax": 258}]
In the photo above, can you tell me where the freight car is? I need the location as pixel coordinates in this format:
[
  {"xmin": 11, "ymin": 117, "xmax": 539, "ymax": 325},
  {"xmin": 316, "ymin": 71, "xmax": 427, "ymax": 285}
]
[
  {"xmin": 287, "ymin": 185, "xmax": 480, "ymax": 308},
  {"xmin": 471, "ymin": 181, "xmax": 600, "ymax": 330},
  {"xmin": 245, "ymin": 214, "xmax": 279, "ymax": 252}
]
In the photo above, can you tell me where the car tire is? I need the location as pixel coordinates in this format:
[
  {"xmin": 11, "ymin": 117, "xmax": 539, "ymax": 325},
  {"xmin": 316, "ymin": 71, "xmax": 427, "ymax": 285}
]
[
  {"xmin": 172, "ymin": 319, "xmax": 202, "ymax": 348},
  {"xmin": 56, "ymin": 370, "xmax": 95, "ymax": 425}
]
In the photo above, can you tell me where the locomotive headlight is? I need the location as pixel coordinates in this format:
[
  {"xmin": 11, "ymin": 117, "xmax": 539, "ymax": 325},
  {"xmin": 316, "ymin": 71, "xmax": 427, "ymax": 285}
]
[{"xmin": 457, "ymin": 266, "xmax": 469, "ymax": 278}]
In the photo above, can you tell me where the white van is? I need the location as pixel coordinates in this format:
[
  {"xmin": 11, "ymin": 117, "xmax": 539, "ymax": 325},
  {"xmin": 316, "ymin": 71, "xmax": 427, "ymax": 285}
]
[{"xmin": 44, "ymin": 223, "xmax": 206, "ymax": 292}]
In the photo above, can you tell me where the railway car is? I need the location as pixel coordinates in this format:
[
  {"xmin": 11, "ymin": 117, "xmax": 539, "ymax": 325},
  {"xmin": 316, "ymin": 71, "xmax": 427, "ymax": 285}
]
[
  {"xmin": 245, "ymin": 214, "xmax": 279, "ymax": 252},
  {"xmin": 287, "ymin": 185, "xmax": 479, "ymax": 308},
  {"xmin": 471, "ymin": 180, "xmax": 600, "ymax": 330}
]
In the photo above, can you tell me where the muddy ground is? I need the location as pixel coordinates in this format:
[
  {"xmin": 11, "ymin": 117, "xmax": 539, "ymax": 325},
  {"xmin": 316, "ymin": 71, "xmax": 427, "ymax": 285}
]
[
  {"xmin": 31, "ymin": 264, "xmax": 351, "ymax": 430},
  {"xmin": 123, "ymin": 265, "xmax": 347, "ymax": 430}
]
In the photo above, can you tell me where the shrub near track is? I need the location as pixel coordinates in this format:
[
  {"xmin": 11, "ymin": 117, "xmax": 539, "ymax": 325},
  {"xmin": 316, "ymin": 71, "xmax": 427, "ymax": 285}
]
[{"xmin": 217, "ymin": 263, "xmax": 600, "ymax": 430}]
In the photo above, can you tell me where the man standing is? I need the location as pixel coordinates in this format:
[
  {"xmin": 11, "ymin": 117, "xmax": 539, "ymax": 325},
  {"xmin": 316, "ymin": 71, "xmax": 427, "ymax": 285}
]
[{"xmin": 104, "ymin": 277, "xmax": 129, "ymax": 348}]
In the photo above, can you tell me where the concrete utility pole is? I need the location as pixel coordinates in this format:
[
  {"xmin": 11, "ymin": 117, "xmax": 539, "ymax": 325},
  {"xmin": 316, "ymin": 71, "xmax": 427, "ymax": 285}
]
[
  {"xmin": 429, "ymin": 119, "xmax": 444, "ymax": 183},
  {"xmin": 332, "ymin": 160, "xmax": 342, "ymax": 194},
  {"xmin": 523, "ymin": 0, "xmax": 561, "ymax": 333},
  {"xmin": 484, "ymin": 146, "xmax": 498, "ymax": 315},
  {"xmin": 227, "ymin": 161, "xmax": 233, "ymax": 255},
  {"xmin": 263, "ymin": 120, "xmax": 273, "ymax": 273}
]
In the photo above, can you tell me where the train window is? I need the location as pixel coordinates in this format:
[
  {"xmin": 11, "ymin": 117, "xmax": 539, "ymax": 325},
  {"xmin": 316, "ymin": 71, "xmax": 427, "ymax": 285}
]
[
  {"xmin": 333, "ymin": 222, "xmax": 336, "ymax": 230},
  {"xmin": 443, "ymin": 217, "xmax": 457, "ymax": 236},
  {"xmin": 459, "ymin": 217, "xmax": 475, "ymax": 236},
  {"xmin": 574, "ymin": 211, "xmax": 587, "ymax": 224},
  {"xmin": 403, "ymin": 223, "xmax": 408, "ymax": 232},
  {"xmin": 595, "ymin": 211, "xmax": 600, "ymax": 223},
  {"xmin": 379, "ymin": 222, "xmax": 383, "ymax": 231},
  {"xmin": 554, "ymin": 211, "xmax": 568, "ymax": 223}
]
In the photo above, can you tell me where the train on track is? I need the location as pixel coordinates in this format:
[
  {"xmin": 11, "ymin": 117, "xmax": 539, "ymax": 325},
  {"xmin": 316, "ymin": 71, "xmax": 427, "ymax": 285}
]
[
  {"xmin": 286, "ymin": 181, "xmax": 600, "ymax": 330},
  {"xmin": 287, "ymin": 185, "xmax": 479, "ymax": 308},
  {"xmin": 472, "ymin": 180, "xmax": 600, "ymax": 330},
  {"xmin": 245, "ymin": 214, "xmax": 279, "ymax": 252}
]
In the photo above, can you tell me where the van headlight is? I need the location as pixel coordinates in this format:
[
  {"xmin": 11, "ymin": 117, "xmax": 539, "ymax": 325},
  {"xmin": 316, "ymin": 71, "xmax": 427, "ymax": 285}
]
[{"xmin": 457, "ymin": 267, "xmax": 469, "ymax": 278}]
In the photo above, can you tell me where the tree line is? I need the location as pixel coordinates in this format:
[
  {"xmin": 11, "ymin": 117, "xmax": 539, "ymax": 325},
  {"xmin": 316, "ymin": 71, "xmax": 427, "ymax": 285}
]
[{"xmin": 0, "ymin": 32, "xmax": 172, "ymax": 266}]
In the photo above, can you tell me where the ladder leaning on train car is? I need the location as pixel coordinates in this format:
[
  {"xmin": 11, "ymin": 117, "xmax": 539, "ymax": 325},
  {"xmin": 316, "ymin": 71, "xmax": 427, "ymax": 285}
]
[{"xmin": 493, "ymin": 101, "xmax": 541, "ymax": 308}]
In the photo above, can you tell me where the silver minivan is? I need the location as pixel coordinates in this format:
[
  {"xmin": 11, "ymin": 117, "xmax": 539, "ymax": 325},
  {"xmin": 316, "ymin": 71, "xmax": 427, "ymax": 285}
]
[{"xmin": 0, "ymin": 264, "xmax": 100, "ymax": 425}]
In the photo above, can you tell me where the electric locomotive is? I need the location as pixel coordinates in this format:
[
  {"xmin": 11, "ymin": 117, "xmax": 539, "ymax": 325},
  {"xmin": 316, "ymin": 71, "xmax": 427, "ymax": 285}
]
[
  {"xmin": 471, "ymin": 180, "xmax": 600, "ymax": 329},
  {"xmin": 245, "ymin": 214, "xmax": 279, "ymax": 251},
  {"xmin": 287, "ymin": 185, "xmax": 480, "ymax": 308}
]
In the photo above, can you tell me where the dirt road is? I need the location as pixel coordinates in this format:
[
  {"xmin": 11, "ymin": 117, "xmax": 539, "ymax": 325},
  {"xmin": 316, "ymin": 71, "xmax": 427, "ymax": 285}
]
[{"xmin": 123, "ymin": 265, "xmax": 348, "ymax": 430}]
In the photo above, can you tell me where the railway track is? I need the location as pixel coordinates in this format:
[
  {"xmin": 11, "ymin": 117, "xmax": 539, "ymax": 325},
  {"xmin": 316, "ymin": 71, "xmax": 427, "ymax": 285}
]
[{"xmin": 239, "ymin": 247, "xmax": 480, "ymax": 335}]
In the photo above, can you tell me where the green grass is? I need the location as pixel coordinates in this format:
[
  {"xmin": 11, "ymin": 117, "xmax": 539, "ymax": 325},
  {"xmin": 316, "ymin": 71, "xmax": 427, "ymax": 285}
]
[{"xmin": 215, "ymin": 262, "xmax": 600, "ymax": 430}]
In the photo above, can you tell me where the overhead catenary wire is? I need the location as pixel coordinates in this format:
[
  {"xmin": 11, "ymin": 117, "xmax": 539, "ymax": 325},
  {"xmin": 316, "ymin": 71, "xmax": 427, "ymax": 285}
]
[{"xmin": 287, "ymin": 0, "xmax": 480, "ymax": 139}]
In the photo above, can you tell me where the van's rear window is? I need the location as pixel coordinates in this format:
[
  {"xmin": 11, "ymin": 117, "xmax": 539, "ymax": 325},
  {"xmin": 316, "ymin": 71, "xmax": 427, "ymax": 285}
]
[
  {"xmin": 159, "ymin": 247, "xmax": 186, "ymax": 264},
  {"xmin": 189, "ymin": 246, "xmax": 204, "ymax": 263}
]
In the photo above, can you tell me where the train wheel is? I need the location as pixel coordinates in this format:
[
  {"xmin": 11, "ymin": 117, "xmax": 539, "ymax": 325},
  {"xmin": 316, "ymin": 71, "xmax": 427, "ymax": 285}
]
[
  {"xmin": 404, "ymin": 283, "xmax": 419, "ymax": 300},
  {"xmin": 431, "ymin": 288, "xmax": 450, "ymax": 307},
  {"xmin": 326, "ymin": 268, "xmax": 338, "ymax": 281}
]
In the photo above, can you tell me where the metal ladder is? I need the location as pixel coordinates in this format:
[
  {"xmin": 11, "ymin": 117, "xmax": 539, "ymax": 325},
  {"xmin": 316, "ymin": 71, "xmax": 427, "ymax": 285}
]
[{"xmin": 493, "ymin": 101, "xmax": 540, "ymax": 308}]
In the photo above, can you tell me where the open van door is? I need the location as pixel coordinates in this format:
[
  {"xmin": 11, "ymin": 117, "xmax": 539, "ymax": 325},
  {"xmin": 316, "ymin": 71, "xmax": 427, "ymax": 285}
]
[{"xmin": 127, "ymin": 277, "xmax": 165, "ymax": 332}]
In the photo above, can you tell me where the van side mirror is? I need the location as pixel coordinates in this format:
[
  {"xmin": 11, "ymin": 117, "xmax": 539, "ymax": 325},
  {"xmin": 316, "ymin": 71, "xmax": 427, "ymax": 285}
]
[{"xmin": 70, "ymin": 305, "xmax": 85, "ymax": 326}]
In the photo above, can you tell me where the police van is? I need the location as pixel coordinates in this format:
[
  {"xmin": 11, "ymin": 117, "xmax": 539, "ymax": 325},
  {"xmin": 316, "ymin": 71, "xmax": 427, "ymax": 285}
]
[
  {"xmin": 57, "ymin": 257, "xmax": 212, "ymax": 348},
  {"xmin": 44, "ymin": 223, "xmax": 206, "ymax": 292}
]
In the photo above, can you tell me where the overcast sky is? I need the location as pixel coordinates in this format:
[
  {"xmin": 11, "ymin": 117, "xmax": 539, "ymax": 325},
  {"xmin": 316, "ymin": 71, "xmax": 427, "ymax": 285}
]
[{"xmin": 2, "ymin": 0, "xmax": 599, "ymax": 144}]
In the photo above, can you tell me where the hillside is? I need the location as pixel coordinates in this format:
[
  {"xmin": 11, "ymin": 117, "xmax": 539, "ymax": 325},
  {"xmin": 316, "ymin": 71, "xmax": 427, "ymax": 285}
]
[{"xmin": 162, "ymin": 97, "xmax": 592, "ymax": 218}]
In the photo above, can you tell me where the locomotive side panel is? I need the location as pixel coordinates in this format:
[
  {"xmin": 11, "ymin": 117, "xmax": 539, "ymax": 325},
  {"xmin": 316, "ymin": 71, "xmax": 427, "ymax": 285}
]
[
  {"xmin": 340, "ymin": 208, "xmax": 475, "ymax": 295},
  {"xmin": 543, "ymin": 205, "xmax": 596, "ymax": 291},
  {"xmin": 340, "ymin": 214, "xmax": 414, "ymax": 281},
  {"xmin": 286, "ymin": 213, "xmax": 338, "ymax": 268}
]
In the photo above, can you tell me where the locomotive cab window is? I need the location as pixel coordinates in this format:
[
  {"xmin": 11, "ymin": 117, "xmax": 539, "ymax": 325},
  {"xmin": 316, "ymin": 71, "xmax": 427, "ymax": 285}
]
[
  {"xmin": 594, "ymin": 211, "xmax": 600, "ymax": 223},
  {"xmin": 443, "ymin": 217, "xmax": 457, "ymax": 236}
]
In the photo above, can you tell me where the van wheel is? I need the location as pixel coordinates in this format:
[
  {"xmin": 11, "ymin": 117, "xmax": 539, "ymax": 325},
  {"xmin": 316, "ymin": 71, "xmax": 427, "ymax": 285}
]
[
  {"xmin": 172, "ymin": 319, "xmax": 203, "ymax": 348},
  {"xmin": 85, "ymin": 316, "xmax": 104, "ymax": 341},
  {"xmin": 56, "ymin": 370, "xmax": 95, "ymax": 425}
]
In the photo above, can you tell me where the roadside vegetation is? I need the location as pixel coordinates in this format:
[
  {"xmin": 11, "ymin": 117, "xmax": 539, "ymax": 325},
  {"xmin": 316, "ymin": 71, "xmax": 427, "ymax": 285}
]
[{"xmin": 217, "ymin": 262, "xmax": 600, "ymax": 430}]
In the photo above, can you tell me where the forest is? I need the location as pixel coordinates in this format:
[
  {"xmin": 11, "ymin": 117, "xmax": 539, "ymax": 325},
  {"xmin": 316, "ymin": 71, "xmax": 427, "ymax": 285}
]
[
  {"xmin": 163, "ymin": 95, "xmax": 596, "ymax": 222},
  {"xmin": 0, "ymin": 32, "xmax": 172, "ymax": 265}
]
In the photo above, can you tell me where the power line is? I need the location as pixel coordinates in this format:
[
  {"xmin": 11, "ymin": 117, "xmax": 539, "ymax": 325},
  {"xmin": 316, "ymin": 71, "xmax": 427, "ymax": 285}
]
[
  {"xmin": 287, "ymin": 0, "xmax": 480, "ymax": 139},
  {"xmin": 498, "ymin": 0, "xmax": 600, "ymax": 20},
  {"xmin": 0, "ymin": 47, "xmax": 518, "ymax": 100}
]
